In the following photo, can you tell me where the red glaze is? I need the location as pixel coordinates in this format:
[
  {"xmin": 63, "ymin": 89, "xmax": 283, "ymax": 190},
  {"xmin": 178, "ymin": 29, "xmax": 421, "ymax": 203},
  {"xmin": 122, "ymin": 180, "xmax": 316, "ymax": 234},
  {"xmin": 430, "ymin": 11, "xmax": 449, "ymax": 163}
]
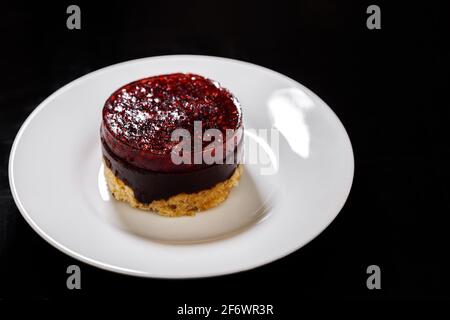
[{"xmin": 101, "ymin": 73, "xmax": 242, "ymax": 172}]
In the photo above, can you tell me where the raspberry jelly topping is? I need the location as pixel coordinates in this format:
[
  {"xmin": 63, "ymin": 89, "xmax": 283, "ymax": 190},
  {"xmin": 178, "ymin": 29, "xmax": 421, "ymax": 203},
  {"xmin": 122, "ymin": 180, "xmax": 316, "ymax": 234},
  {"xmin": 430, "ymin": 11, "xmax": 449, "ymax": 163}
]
[{"xmin": 101, "ymin": 73, "xmax": 243, "ymax": 172}]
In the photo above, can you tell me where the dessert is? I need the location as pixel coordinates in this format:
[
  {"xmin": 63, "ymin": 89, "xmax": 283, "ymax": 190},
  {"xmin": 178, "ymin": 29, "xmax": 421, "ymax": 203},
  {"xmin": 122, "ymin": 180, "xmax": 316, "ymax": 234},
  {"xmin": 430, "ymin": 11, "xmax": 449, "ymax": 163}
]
[{"xmin": 101, "ymin": 73, "xmax": 243, "ymax": 216}]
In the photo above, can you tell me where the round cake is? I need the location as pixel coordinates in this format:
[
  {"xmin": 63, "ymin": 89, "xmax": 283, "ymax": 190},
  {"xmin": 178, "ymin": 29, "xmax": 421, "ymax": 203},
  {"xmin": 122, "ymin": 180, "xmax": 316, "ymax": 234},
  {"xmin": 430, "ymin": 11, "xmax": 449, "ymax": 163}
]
[{"xmin": 100, "ymin": 73, "xmax": 243, "ymax": 216}]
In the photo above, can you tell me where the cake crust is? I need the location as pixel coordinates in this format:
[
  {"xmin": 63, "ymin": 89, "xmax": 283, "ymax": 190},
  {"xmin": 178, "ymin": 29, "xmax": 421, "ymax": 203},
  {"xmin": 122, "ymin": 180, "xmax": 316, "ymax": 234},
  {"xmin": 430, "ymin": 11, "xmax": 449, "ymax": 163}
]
[{"xmin": 104, "ymin": 164, "xmax": 243, "ymax": 217}]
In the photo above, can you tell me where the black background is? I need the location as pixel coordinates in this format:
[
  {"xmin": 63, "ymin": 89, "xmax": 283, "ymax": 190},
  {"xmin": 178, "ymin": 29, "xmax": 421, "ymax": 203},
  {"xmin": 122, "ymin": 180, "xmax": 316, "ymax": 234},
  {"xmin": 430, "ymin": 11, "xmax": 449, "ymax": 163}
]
[{"xmin": 0, "ymin": 0, "xmax": 449, "ymax": 307}]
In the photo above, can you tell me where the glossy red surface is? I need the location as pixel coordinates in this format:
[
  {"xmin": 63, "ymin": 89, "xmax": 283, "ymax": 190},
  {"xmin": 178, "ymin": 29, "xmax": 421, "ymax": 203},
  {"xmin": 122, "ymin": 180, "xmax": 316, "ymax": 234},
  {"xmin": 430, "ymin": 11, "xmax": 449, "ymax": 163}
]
[{"xmin": 101, "ymin": 73, "xmax": 243, "ymax": 172}]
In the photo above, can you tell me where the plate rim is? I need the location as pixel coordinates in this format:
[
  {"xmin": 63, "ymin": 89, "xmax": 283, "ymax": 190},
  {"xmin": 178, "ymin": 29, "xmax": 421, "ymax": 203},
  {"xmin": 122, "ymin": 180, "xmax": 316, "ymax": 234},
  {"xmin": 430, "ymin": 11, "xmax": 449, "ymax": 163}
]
[{"xmin": 8, "ymin": 54, "xmax": 355, "ymax": 278}]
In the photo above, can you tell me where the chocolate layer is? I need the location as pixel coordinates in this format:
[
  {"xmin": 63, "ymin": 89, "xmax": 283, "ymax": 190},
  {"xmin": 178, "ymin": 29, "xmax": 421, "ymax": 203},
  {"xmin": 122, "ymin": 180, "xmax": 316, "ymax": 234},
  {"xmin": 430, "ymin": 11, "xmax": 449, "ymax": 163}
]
[{"xmin": 102, "ymin": 138, "xmax": 240, "ymax": 203}]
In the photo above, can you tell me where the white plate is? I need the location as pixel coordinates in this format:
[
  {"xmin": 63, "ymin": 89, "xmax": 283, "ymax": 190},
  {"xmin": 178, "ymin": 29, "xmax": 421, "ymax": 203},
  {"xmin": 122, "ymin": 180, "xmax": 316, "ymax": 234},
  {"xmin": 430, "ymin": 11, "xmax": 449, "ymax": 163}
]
[{"xmin": 9, "ymin": 55, "xmax": 354, "ymax": 278}]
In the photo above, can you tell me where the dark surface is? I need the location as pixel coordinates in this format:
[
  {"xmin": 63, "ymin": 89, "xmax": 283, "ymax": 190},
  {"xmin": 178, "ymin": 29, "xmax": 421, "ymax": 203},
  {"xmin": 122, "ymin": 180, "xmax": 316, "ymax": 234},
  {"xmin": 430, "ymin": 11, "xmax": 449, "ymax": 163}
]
[{"xmin": 1, "ymin": 0, "xmax": 449, "ymax": 307}]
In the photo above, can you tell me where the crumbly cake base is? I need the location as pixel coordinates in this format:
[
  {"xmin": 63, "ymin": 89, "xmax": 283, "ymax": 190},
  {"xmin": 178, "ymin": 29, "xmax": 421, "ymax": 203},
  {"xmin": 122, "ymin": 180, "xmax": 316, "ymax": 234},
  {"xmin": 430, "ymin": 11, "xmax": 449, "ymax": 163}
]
[{"xmin": 104, "ymin": 164, "xmax": 243, "ymax": 217}]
